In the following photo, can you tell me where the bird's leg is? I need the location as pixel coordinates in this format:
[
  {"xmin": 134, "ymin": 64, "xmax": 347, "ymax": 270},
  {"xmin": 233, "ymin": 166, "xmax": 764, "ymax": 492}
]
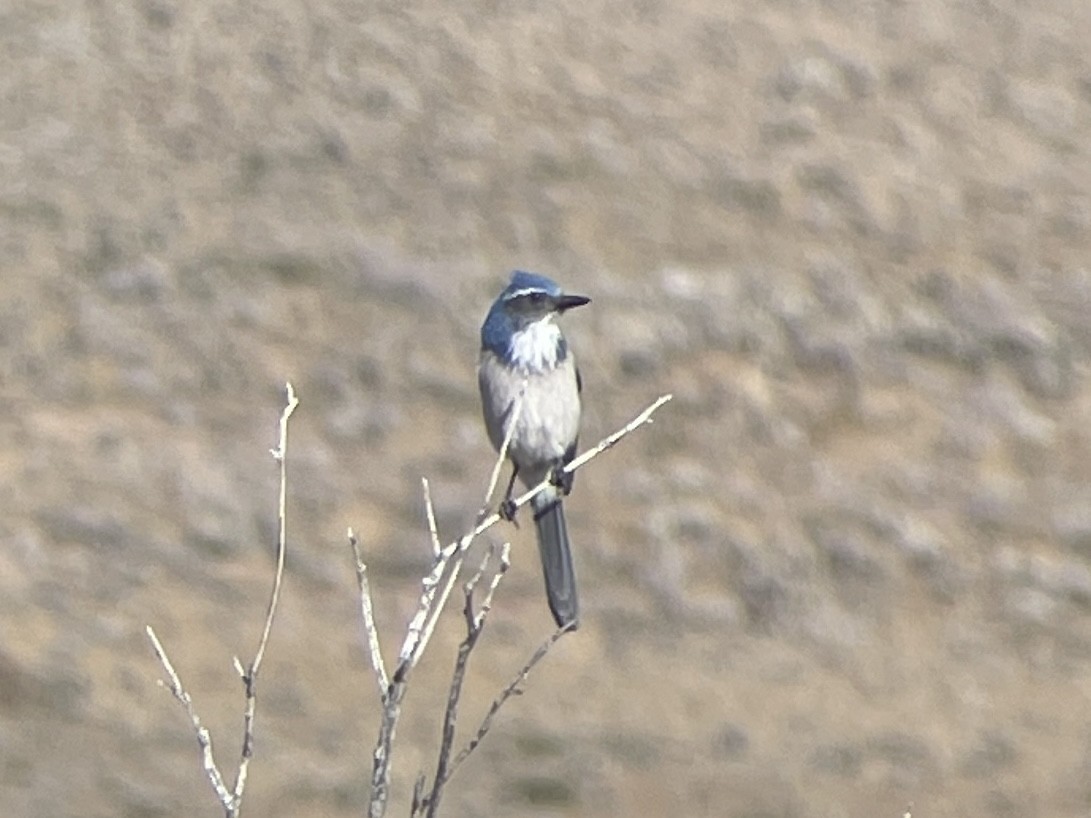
[{"xmin": 499, "ymin": 465, "xmax": 519, "ymax": 524}]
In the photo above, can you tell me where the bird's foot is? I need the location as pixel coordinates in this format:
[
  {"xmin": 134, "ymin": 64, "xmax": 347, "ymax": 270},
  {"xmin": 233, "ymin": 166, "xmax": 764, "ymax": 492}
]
[
  {"xmin": 498, "ymin": 498, "xmax": 519, "ymax": 526},
  {"xmin": 549, "ymin": 464, "xmax": 573, "ymax": 495}
]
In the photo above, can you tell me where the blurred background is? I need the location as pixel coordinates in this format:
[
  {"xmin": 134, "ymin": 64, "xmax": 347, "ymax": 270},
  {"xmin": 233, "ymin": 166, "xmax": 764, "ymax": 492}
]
[{"xmin": 3, "ymin": 0, "xmax": 1091, "ymax": 816}]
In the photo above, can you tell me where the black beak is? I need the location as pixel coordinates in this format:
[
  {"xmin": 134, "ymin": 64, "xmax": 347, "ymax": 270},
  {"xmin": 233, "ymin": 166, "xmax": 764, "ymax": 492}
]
[{"xmin": 556, "ymin": 293, "xmax": 591, "ymax": 312}]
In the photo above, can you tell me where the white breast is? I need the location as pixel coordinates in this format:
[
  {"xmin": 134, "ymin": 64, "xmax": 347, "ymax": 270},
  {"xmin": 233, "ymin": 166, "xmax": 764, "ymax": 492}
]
[{"xmin": 508, "ymin": 316, "xmax": 562, "ymax": 373}]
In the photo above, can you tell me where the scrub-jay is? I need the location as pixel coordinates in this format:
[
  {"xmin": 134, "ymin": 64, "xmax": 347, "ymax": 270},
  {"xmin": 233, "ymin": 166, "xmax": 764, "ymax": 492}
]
[{"xmin": 478, "ymin": 271, "xmax": 590, "ymax": 629}]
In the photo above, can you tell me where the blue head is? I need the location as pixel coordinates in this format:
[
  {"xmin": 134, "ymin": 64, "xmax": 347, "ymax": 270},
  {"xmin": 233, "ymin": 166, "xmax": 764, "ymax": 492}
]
[{"xmin": 481, "ymin": 271, "xmax": 590, "ymax": 370}]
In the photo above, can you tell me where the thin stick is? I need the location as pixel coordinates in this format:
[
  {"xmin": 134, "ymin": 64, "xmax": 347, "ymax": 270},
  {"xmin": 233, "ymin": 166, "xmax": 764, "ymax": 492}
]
[
  {"xmin": 231, "ymin": 383, "xmax": 299, "ymax": 799},
  {"xmin": 422, "ymin": 478, "xmax": 441, "ymax": 558},
  {"xmin": 473, "ymin": 542, "xmax": 511, "ymax": 629},
  {"xmin": 252, "ymin": 381, "xmax": 298, "ymax": 675},
  {"xmin": 470, "ymin": 393, "xmax": 674, "ymax": 544},
  {"xmin": 482, "ymin": 379, "xmax": 528, "ymax": 511},
  {"xmin": 395, "ymin": 385, "xmax": 529, "ymax": 677},
  {"xmin": 445, "ymin": 621, "xmax": 575, "ymax": 783},
  {"xmin": 519, "ymin": 392, "xmax": 674, "ymax": 507},
  {"xmin": 146, "ymin": 625, "xmax": 233, "ymax": 806},
  {"xmin": 369, "ymin": 678, "xmax": 408, "ymax": 818},
  {"xmin": 147, "ymin": 382, "xmax": 299, "ymax": 817},
  {"xmin": 425, "ymin": 543, "xmax": 512, "ymax": 818},
  {"xmin": 411, "ymin": 774, "xmax": 428, "ymax": 817},
  {"xmin": 349, "ymin": 528, "xmax": 389, "ymax": 697}
]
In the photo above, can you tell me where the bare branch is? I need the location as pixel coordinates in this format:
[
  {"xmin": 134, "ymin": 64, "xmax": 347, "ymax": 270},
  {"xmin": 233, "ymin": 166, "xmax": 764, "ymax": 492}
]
[
  {"xmin": 349, "ymin": 528, "xmax": 389, "ymax": 697},
  {"xmin": 395, "ymin": 385, "xmax": 529, "ymax": 678},
  {"xmin": 368, "ymin": 678, "xmax": 408, "ymax": 818},
  {"xmin": 446, "ymin": 621, "xmax": 575, "ymax": 783},
  {"xmin": 147, "ymin": 381, "xmax": 299, "ymax": 818},
  {"xmin": 466, "ymin": 392, "xmax": 674, "ymax": 542},
  {"xmin": 252, "ymin": 381, "xmax": 298, "ymax": 675},
  {"xmin": 481, "ymin": 378, "xmax": 527, "ymax": 511},
  {"xmin": 230, "ymin": 383, "xmax": 299, "ymax": 802},
  {"xmin": 473, "ymin": 542, "xmax": 511, "ymax": 630},
  {"xmin": 422, "ymin": 478, "xmax": 441, "ymax": 558},
  {"xmin": 146, "ymin": 625, "xmax": 234, "ymax": 807},
  {"xmin": 411, "ymin": 774, "xmax": 427, "ymax": 817},
  {"xmin": 516, "ymin": 392, "xmax": 674, "ymax": 509},
  {"xmin": 424, "ymin": 543, "xmax": 512, "ymax": 818}
]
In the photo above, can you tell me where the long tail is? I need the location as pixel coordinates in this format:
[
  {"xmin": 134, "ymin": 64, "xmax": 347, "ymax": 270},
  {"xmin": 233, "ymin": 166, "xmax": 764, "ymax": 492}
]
[{"xmin": 532, "ymin": 489, "xmax": 579, "ymax": 630}]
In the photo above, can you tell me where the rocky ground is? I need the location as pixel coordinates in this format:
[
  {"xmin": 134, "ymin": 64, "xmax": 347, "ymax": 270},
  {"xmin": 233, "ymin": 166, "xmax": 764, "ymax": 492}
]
[{"xmin": 3, "ymin": 0, "xmax": 1091, "ymax": 816}]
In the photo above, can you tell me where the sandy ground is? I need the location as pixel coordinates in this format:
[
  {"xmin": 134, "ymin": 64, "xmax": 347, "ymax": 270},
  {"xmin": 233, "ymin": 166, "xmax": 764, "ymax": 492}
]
[{"xmin": 3, "ymin": 0, "xmax": 1091, "ymax": 816}]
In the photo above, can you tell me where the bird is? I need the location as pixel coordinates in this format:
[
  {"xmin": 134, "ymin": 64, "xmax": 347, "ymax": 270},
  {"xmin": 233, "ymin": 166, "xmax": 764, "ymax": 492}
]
[{"xmin": 478, "ymin": 271, "xmax": 590, "ymax": 630}]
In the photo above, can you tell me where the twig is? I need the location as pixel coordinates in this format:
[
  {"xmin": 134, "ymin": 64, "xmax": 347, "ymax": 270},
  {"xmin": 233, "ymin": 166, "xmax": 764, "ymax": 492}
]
[
  {"xmin": 485, "ymin": 393, "xmax": 674, "ymax": 540},
  {"xmin": 396, "ymin": 383, "xmax": 528, "ymax": 678},
  {"xmin": 472, "ymin": 542, "xmax": 511, "ymax": 629},
  {"xmin": 423, "ymin": 543, "xmax": 512, "ymax": 818},
  {"xmin": 349, "ymin": 528, "xmax": 389, "ymax": 697},
  {"xmin": 446, "ymin": 621, "xmax": 575, "ymax": 782},
  {"xmin": 254, "ymin": 381, "xmax": 297, "ymax": 675},
  {"xmin": 422, "ymin": 478, "xmax": 441, "ymax": 558},
  {"xmin": 146, "ymin": 625, "xmax": 233, "ymax": 806},
  {"xmin": 147, "ymin": 382, "xmax": 299, "ymax": 817},
  {"xmin": 537, "ymin": 392, "xmax": 672, "ymax": 497},
  {"xmin": 368, "ymin": 676, "xmax": 407, "ymax": 818},
  {"xmin": 482, "ymin": 380, "xmax": 528, "ymax": 512},
  {"xmin": 411, "ymin": 774, "xmax": 428, "ymax": 817}
]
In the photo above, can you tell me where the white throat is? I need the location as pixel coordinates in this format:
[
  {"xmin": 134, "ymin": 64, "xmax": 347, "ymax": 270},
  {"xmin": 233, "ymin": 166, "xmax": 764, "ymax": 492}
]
[{"xmin": 508, "ymin": 315, "xmax": 562, "ymax": 373}]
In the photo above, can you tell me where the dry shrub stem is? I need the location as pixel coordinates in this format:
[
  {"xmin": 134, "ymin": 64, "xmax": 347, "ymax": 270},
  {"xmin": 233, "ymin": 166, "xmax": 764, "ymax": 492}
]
[{"xmin": 146, "ymin": 382, "xmax": 299, "ymax": 818}]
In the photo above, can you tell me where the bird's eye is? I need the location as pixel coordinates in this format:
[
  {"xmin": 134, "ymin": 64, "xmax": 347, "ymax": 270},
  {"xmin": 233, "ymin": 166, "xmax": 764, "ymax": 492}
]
[{"xmin": 528, "ymin": 292, "xmax": 546, "ymax": 305}]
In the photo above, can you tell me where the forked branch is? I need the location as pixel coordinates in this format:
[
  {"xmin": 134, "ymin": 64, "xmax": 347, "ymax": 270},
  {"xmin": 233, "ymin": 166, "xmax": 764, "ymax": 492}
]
[{"xmin": 146, "ymin": 382, "xmax": 299, "ymax": 818}]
